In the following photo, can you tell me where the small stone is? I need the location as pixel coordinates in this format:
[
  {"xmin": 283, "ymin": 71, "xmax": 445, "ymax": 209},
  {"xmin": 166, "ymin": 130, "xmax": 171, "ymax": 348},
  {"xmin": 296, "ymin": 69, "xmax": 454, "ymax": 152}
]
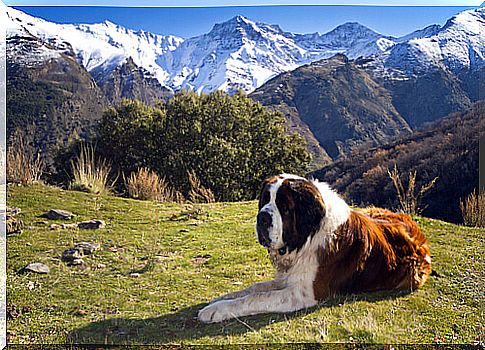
[
  {"xmin": 49, "ymin": 224, "xmax": 62, "ymax": 230},
  {"xmin": 7, "ymin": 207, "xmax": 21, "ymax": 216},
  {"xmin": 75, "ymin": 242, "xmax": 100, "ymax": 255},
  {"xmin": 23, "ymin": 263, "xmax": 50, "ymax": 274},
  {"xmin": 69, "ymin": 258, "xmax": 84, "ymax": 266},
  {"xmin": 78, "ymin": 219, "xmax": 106, "ymax": 229},
  {"xmin": 61, "ymin": 223, "xmax": 79, "ymax": 229},
  {"xmin": 43, "ymin": 209, "xmax": 74, "ymax": 220},
  {"xmin": 7, "ymin": 210, "xmax": 23, "ymax": 235},
  {"xmin": 75, "ymin": 309, "xmax": 88, "ymax": 316},
  {"xmin": 130, "ymin": 273, "xmax": 140, "ymax": 278},
  {"xmin": 26, "ymin": 242, "xmax": 32, "ymax": 246},
  {"xmin": 179, "ymin": 228, "xmax": 190, "ymax": 233},
  {"xmin": 62, "ymin": 247, "xmax": 83, "ymax": 262}
]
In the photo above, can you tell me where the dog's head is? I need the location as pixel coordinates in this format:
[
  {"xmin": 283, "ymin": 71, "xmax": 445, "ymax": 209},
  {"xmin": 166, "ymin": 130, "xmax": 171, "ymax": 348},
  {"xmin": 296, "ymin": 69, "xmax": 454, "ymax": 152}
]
[{"xmin": 256, "ymin": 174, "xmax": 326, "ymax": 255}]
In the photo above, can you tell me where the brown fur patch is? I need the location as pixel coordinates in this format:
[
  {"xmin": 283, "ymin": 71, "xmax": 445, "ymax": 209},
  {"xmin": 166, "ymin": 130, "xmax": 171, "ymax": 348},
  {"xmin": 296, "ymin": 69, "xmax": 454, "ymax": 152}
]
[
  {"xmin": 313, "ymin": 208, "xmax": 431, "ymax": 301},
  {"xmin": 277, "ymin": 179, "xmax": 326, "ymax": 253}
]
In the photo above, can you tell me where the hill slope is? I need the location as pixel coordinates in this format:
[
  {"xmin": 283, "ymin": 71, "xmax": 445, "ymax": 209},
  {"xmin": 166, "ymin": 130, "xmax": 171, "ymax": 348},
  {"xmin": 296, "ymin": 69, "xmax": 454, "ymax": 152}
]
[
  {"xmin": 6, "ymin": 185, "xmax": 484, "ymax": 344},
  {"xmin": 6, "ymin": 32, "xmax": 107, "ymax": 168},
  {"xmin": 251, "ymin": 54, "xmax": 411, "ymax": 164},
  {"xmin": 311, "ymin": 102, "xmax": 484, "ymax": 223}
]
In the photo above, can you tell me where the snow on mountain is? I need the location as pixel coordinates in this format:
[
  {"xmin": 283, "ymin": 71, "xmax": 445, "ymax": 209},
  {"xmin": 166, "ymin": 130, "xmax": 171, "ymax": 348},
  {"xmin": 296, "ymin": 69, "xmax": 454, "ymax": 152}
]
[
  {"xmin": 159, "ymin": 16, "xmax": 309, "ymax": 93},
  {"xmin": 295, "ymin": 22, "xmax": 395, "ymax": 59},
  {"xmin": 160, "ymin": 17, "xmax": 394, "ymax": 93},
  {"xmin": 6, "ymin": 6, "xmax": 484, "ymax": 94},
  {"xmin": 6, "ymin": 8, "xmax": 394, "ymax": 93},
  {"xmin": 6, "ymin": 7, "xmax": 183, "ymax": 86},
  {"xmin": 369, "ymin": 7, "xmax": 485, "ymax": 79},
  {"xmin": 397, "ymin": 24, "xmax": 442, "ymax": 42}
]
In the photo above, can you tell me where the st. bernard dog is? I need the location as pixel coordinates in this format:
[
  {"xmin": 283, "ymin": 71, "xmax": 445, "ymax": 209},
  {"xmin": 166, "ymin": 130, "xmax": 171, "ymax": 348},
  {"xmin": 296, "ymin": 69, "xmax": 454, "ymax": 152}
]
[{"xmin": 198, "ymin": 174, "xmax": 432, "ymax": 323}]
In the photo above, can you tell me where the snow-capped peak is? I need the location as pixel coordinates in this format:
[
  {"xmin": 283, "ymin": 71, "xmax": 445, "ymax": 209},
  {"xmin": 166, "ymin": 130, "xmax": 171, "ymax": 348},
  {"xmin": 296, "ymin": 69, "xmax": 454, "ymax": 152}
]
[{"xmin": 6, "ymin": 6, "xmax": 184, "ymax": 87}]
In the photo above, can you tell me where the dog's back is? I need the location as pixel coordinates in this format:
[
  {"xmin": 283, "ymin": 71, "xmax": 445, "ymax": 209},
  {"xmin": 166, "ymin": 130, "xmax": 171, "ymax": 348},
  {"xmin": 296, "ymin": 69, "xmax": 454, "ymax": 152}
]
[
  {"xmin": 314, "ymin": 207, "xmax": 432, "ymax": 300},
  {"xmin": 361, "ymin": 207, "xmax": 432, "ymax": 290}
]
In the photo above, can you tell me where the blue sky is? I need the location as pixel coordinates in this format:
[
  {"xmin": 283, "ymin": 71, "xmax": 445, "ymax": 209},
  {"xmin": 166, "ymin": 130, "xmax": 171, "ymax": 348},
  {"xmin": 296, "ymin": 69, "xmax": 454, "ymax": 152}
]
[{"xmin": 7, "ymin": 1, "xmax": 483, "ymax": 38}]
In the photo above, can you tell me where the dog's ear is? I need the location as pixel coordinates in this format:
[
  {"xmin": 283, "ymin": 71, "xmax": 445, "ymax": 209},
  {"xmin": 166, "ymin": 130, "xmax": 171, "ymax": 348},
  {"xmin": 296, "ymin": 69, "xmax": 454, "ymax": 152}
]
[
  {"xmin": 258, "ymin": 176, "xmax": 279, "ymax": 209},
  {"xmin": 288, "ymin": 179, "xmax": 326, "ymax": 246}
]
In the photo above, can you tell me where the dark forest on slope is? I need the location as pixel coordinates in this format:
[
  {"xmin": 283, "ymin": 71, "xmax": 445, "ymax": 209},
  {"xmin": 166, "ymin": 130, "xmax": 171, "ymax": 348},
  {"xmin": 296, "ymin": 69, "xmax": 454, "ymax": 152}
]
[{"xmin": 312, "ymin": 102, "xmax": 483, "ymax": 223}]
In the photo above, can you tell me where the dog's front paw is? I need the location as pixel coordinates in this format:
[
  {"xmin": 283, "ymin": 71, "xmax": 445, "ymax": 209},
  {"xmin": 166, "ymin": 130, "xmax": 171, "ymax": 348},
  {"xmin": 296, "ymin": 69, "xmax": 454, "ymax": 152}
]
[
  {"xmin": 198, "ymin": 301, "xmax": 234, "ymax": 323},
  {"xmin": 211, "ymin": 290, "xmax": 246, "ymax": 303}
]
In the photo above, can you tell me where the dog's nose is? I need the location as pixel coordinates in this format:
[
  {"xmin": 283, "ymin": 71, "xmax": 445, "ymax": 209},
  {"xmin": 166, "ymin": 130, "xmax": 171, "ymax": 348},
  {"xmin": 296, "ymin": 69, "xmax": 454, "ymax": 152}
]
[{"xmin": 257, "ymin": 211, "xmax": 272, "ymax": 229}]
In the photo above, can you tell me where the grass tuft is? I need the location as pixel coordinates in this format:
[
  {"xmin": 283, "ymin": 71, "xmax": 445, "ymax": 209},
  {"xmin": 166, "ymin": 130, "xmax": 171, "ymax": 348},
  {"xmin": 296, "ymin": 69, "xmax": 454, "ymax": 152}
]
[
  {"xmin": 187, "ymin": 171, "xmax": 215, "ymax": 204},
  {"xmin": 460, "ymin": 189, "xmax": 485, "ymax": 227},
  {"xmin": 7, "ymin": 131, "xmax": 44, "ymax": 185},
  {"xmin": 387, "ymin": 164, "xmax": 437, "ymax": 215},
  {"xmin": 124, "ymin": 167, "xmax": 182, "ymax": 202},
  {"xmin": 70, "ymin": 144, "xmax": 112, "ymax": 195}
]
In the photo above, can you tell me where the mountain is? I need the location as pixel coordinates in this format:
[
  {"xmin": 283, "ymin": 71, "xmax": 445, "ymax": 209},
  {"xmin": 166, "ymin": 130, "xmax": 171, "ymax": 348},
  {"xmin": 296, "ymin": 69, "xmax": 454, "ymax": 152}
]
[
  {"xmin": 5, "ymin": 8, "xmax": 395, "ymax": 95},
  {"xmin": 396, "ymin": 24, "xmax": 442, "ymax": 42},
  {"xmin": 92, "ymin": 57, "xmax": 172, "ymax": 105},
  {"xmin": 251, "ymin": 54, "xmax": 411, "ymax": 165},
  {"xmin": 5, "ymin": 6, "xmax": 485, "ymax": 172},
  {"xmin": 6, "ymin": 7, "xmax": 183, "ymax": 88},
  {"xmin": 6, "ymin": 6, "xmax": 485, "ymax": 101},
  {"xmin": 311, "ymin": 102, "xmax": 483, "ymax": 223},
  {"xmin": 363, "ymin": 7, "xmax": 485, "ymax": 126},
  {"xmin": 6, "ymin": 29, "xmax": 107, "ymax": 169},
  {"xmin": 158, "ymin": 17, "xmax": 394, "ymax": 94}
]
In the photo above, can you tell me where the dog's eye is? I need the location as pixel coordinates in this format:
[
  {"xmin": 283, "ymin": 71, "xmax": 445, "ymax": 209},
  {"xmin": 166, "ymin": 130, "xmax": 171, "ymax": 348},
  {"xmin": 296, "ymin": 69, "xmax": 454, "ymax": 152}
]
[{"xmin": 280, "ymin": 205, "xmax": 290, "ymax": 216}]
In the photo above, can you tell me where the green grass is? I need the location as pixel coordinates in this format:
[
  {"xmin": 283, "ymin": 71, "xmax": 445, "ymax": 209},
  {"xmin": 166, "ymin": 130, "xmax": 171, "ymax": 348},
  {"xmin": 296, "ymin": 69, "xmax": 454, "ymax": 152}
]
[{"xmin": 6, "ymin": 184, "xmax": 485, "ymax": 345}]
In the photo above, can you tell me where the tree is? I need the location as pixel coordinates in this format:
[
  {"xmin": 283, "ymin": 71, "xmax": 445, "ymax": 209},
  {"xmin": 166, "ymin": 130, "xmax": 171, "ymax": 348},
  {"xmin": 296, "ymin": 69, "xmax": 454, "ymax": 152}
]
[{"xmin": 97, "ymin": 90, "xmax": 311, "ymax": 201}]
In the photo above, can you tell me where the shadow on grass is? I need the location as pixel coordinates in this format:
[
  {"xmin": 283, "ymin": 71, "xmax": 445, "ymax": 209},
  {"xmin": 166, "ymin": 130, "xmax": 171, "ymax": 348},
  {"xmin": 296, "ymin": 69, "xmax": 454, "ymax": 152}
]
[{"xmin": 67, "ymin": 289, "xmax": 410, "ymax": 344}]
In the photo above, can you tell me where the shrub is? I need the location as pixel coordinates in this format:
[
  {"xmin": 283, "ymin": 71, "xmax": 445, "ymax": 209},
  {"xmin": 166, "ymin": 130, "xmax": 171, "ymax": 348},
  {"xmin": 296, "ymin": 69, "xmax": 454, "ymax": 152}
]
[
  {"xmin": 460, "ymin": 190, "xmax": 485, "ymax": 227},
  {"xmin": 97, "ymin": 92, "xmax": 311, "ymax": 201},
  {"xmin": 6, "ymin": 131, "xmax": 44, "ymax": 185},
  {"xmin": 70, "ymin": 144, "xmax": 112, "ymax": 195},
  {"xmin": 125, "ymin": 167, "xmax": 177, "ymax": 202},
  {"xmin": 387, "ymin": 164, "xmax": 438, "ymax": 215}
]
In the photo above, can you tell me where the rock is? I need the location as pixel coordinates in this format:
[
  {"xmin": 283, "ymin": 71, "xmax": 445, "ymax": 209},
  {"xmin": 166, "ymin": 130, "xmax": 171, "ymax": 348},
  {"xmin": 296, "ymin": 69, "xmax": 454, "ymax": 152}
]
[
  {"xmin": 78, "ymin": 219, "xmax": 105, "ymax": 229},
  {"xmin": 49, "ymin": 224, "xmax": 62, "ymax": 230},
  {"xmin": 70, "ymin": 258, "xmax": 84, "ymax": 266},
  {"xmin": 62, "ymin": 242, "xmax": 100, "ymax": 265},
  {"xmin": 7, "ymin": 207, "xmax": 23, "ymax": 235},
  {"xmin": 8, "ymin": 207, "xmax": 21, "ymax": 216},
  {"xmin": 23, "ymin": 263, "xmax": 50, "ymax": 274},
  {"xmin": 43, "ymin": 209, "xmax": 74, "ymax": 220},
  {"xmin": 62, "ymin": 247, "xmax": 83, "ymax": 262},
  {"xmin": 130, "ymin": 273, "xmax": 140, "ymax": 278},
  {"xmin": 75, "ymin": 242, "xmax": 100, "ymax": 254},
  {"xmin": 7, "ymin": 216, "xmax": 23, "ymax": 235},
  {"xmin": 179, "ymin": 228, "xmax": 190, "ymax": 233}
]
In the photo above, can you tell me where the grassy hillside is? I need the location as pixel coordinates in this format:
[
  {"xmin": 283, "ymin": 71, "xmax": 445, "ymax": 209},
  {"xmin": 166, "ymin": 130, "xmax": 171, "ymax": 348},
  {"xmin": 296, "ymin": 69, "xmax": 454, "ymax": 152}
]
[{"xmin": 6, "ymin": 185, "xmax": 485, "ymax": 345}]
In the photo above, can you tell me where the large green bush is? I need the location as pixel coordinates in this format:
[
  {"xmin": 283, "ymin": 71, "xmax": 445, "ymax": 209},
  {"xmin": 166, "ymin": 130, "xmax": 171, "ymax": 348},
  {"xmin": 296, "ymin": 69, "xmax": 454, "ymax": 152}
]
[{"xmin": 97, "ymin": 90, "xmax": 311, "ymax": 201}]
